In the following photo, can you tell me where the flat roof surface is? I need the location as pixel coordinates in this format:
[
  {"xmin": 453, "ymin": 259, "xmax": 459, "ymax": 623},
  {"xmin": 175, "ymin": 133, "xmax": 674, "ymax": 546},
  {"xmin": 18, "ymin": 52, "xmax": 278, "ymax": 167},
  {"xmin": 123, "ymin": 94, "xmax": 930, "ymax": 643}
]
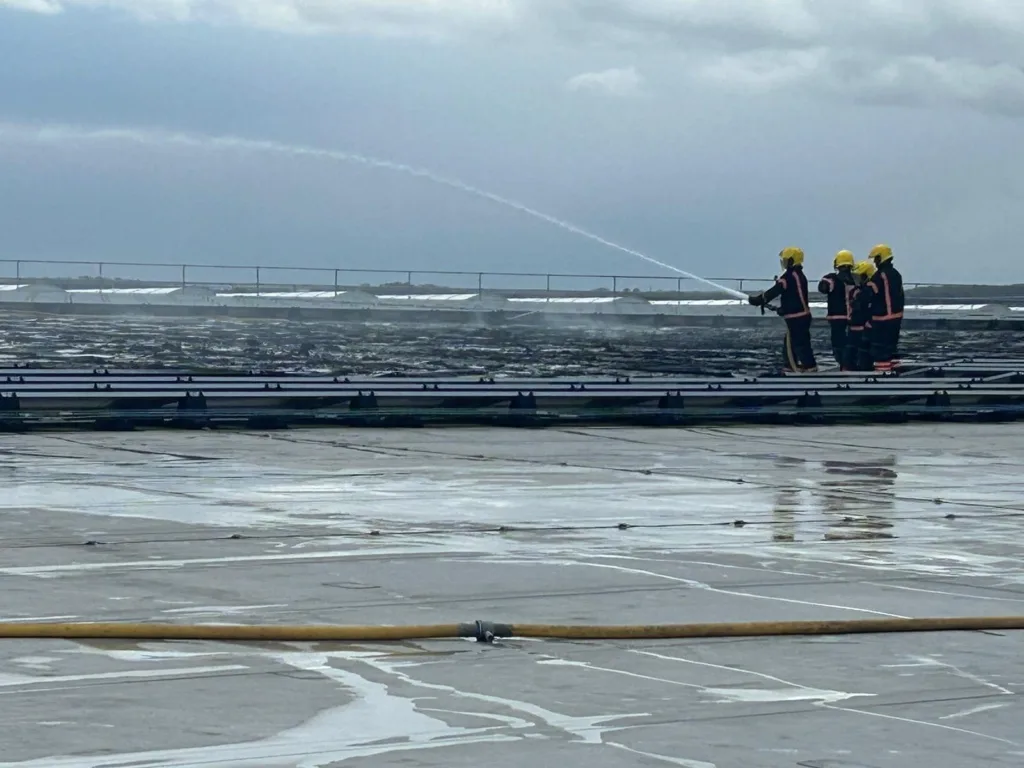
[
  {"xmin": 1, "ymin": 424, "xmax": 1022, "ymax": 767},
  {"xmin": 4, "ymin": 313, "xmax": 1024, "ymax": 377}
]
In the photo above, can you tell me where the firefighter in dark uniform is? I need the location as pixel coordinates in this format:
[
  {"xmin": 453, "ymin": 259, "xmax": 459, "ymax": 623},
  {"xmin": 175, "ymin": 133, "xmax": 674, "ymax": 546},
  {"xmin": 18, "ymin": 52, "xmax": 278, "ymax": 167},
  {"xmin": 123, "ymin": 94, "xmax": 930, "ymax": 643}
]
[
  {"xmin": 747, "ymin": 247, "xmax": 818, "ymax": 373},
  {"xmin": 844, "ymin": 260, "xmax": 876, "ymax": 372},
  {"xmin": 818, "ymin": 249, "xmax": 856, "ymax": 367},
  {"xmin": 865, "ymin": 244, "xmax": 904, "ymax": 373}
]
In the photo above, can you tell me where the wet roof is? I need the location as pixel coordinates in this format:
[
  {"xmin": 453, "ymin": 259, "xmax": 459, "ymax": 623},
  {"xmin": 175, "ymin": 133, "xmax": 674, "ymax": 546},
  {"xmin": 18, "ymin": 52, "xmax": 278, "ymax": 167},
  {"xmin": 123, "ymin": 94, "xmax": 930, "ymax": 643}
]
[
  {"xmin": 3, "ymin": 284, "xmax": 1022, "ymax": 320},
  {"xmin": 1, "ymin": 425, "xmax": 1021, "ymax": 766}
]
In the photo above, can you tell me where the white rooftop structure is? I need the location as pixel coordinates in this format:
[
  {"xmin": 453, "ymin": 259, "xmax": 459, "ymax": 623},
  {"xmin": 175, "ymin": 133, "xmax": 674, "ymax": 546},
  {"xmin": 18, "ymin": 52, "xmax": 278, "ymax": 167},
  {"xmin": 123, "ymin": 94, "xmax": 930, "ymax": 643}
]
[
  {"xmin": 374, "ymin": 293, "xmax": 509, "ymax": 310},
  {"xmin": 219, "ymin": 291, "xmax": 351, "ymax": 299},
  {"xmin": 509, "ymin": 296, "xmax": 620, "ymax": 304},
  {"xmin": 67, "ymin": 287, "xmax": 188, "ymax": 295},
  {"xmin": 906, "ymin": 304, "xmax": 989, "ymax": 312},
  {"xmin": 377, "ymin": 294, "xmax": 480, "ymax": 302},
  {"xmin": 0, "ymin": 283, "xmax": 69, "ymax": 302},
  {"xmin": 216, "ymin": 289, "xmax": 379, "ymax": 305},
  {"xmin": 63, "ymin": 285, "xmax": 218, "ymax": 304},
  {"xmin": 0, "ymin": 278, "xmax": 1022, "ymax": 319}
]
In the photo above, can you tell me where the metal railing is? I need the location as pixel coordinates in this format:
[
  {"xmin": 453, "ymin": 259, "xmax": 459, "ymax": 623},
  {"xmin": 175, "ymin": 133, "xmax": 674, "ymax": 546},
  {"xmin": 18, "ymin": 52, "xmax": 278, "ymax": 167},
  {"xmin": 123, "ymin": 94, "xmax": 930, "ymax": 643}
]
[
  {"xmin": 0, "ymin": 257, "xmax": 1009, "ymax": 301},
  {"xmin": 0, "ymin": 257, "xmax": 776, "ymax": 295}
]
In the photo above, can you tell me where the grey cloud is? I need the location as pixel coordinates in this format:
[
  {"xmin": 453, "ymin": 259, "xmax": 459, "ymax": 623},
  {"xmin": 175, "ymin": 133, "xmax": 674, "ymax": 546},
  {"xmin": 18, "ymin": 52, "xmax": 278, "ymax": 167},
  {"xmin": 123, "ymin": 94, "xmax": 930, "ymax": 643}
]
[
  {"xmin": 564, "ymin": 66, "xmax": 643, "ymax": 97},
  {"xmin": 10, "ymin": 1, "xmax": 1023, "ymax": 55},
  {"xmin": 0, "ymin": 0, "xmax": 61, "ymax": 12},
  {"xmin": 552, "ymin": 0, "xmax": 820, "ymax": 52},
  {"xmin": 694, "ymin": 48, "xmax": 1024, "ymax": 116},
  {"xmin": 2, "ymin": 1, "xmax": 1024, "ymax": 282},
  {"xmin": 6, "ymin": 0, "xmax": 1024, "ymax": 116},
  {"xmin": 555, "ymin": 1, "xmax": 1024, "ymax": 116},
  {"xmin": 555, "ymin": 2, "xmax": 1024, "ymax": 61},
  {"xmin": 829, "ymin": 56, "xmax": 1024, "ymax": 117},
  {"xmin": 4, "ymin": 0, "xmax": 526, "ymax": 37}
]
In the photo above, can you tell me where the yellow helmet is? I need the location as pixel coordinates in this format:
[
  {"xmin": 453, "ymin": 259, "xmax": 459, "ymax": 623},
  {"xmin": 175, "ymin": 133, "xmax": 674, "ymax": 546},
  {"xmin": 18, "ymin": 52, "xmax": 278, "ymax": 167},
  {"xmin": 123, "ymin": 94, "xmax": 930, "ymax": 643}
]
[
  {"xmin": 869, "ymin": 244, "xmax": 893, "ymax": 264},
  {"xmin": 833, "ymin": 250, "xmax": 855, "ymax": 269},
  {"xmin": 853, "ymin": 260, "xmax": 876, "ymax": 279},
  {"xmin": 779, "ymin": 246, "xmax": 804, "ymax": 270}
]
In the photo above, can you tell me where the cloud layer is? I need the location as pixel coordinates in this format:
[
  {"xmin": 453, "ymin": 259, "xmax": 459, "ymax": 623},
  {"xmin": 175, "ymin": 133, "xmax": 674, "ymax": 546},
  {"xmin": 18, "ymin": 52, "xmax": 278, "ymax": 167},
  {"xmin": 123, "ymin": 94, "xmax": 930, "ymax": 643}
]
[
  {"xmin": 565, "ymin": 66, "xmax": 643, "ymax": 97},
  {"xmin": 4, "ymin": 0, "xmax": 1024, "ymax": 114}
]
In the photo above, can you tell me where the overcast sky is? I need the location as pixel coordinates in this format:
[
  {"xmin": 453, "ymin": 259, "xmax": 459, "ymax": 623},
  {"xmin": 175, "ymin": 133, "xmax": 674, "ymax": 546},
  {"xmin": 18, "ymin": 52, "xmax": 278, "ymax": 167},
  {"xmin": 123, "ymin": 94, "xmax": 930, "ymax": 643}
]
[{"xmin": 1, "ymin": 1, "xmax": 1022, "ymax": 288}]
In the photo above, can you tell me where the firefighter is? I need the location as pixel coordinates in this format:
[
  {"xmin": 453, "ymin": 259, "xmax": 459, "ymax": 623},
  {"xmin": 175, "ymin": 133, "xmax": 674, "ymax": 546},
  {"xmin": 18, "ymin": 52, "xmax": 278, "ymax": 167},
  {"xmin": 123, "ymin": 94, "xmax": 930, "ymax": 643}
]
[
  {"xmin": 844, "ymin": 260, "xmax": 876, "ymax": 372},
  {"xmin": 865, "ymin": 244, "xmax": 904, "ymax": 373},
  {"xmin": 819, "ymin": 249, "xmax": 856, "ymax": 367},
  {"xmin": 747, "ymin": 247, "xmax": 818, "ymax": 373}
]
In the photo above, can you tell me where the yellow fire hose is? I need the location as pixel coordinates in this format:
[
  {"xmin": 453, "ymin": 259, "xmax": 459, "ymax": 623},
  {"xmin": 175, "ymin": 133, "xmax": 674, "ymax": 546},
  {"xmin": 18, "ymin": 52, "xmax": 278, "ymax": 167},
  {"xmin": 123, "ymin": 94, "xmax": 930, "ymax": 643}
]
[{"xmin": 0, "ymin": 616, "xmax": 1022, "ymax": 642}]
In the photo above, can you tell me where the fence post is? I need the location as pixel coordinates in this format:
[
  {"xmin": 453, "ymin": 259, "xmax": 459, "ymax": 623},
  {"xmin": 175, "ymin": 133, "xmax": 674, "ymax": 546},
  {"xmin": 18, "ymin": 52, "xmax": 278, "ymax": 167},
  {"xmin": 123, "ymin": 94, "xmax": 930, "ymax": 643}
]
[
  {"xmin": 477, "ymin": 272, "xmax": 483, "ymax": 295},
  {"xmin": 181, "ymin": 264, "xmax": 187, "ymax": 290},
  {"xmin": 256, "ymin": 267, "xmax": 261, "ymax": 297},
  {"xmin": 15, "ymin": 261, "xmax": 20, "ymax": 282},
  {"xmin": 334, "ymin": 269, "xmax": 339, "ymax": 297},
  {"xmin": 612, "ymin": 275, "xmax": 618, "ymax": 295}
]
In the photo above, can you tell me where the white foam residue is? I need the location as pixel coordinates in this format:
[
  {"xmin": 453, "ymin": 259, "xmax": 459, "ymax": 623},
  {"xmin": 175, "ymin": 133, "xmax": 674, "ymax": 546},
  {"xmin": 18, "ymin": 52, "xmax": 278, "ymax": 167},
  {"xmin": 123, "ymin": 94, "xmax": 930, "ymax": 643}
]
[
  {"xmin": 630, "ymin": 650, "xmax": 872, "ymax": 705},
  {"xmin": 701, "ymin": 686, "xmax": 860, "ymax": 704},
  {"xmin": 417, "ymin": 707, "xmax": 532, "ymax": 729},
  {"xmin": 0, "ymin": 665, "xmax": 247, "ymax": 689},
  {"xmin": 44, "ymin": 643, "xmax": 655, "ymax": 765},
  {"xmin": 538, "ymin": 656, "xmax": 706, "ymax": 696},
  {"xmin": 2, "ymin": 648, "xmax": 519, "ymax": 768},
  {"xmin": 607, "ymin": 742, "xmax": 717, "ymax": 767},
  {"xmin": 541, "ymin": 656, "xmax": 866, "ymax": 706},
  {"xmin": 481, "ymin": 555, "xmax": 906, "ymax": 618},
  {"xmin": 66, "ymin": 646, "xmax": 229, "ymax": 663},
  {"xmin": 866, "ymin": 581, "xmax": 1024, "ymax": 605},
  {"xmin": 941, "ymin": 702, "xmax": 1011, "ymax": 720},
  {"xmin": 161, "ymin": 604, "xmax": 289, "ymax": 616},
  {"xmin": 10, "ymin": 657, "xmax": 58, "ymax": 669},
  {"xmin": 819, "ymin": 701, "xmax": 1018, "ymax": 746},
  {"xmin": 906, "ymin": 655, "xmax": 1013, "ymax": 696},
  {"xmin": 0, "ymin": 547, "xmax": 435, "ymax": 578},
  {"xmin": 362, "ymin": 653, "xmax": 649, "ymax": 745}
]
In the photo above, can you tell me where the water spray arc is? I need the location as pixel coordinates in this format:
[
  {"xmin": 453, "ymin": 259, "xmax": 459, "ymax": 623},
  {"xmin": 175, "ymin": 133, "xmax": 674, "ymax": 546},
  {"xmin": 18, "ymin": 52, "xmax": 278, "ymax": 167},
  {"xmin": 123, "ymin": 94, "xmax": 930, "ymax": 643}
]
[{"xmin": 0, "ymin": 122, "xmax": 748, "ymax": 300}]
